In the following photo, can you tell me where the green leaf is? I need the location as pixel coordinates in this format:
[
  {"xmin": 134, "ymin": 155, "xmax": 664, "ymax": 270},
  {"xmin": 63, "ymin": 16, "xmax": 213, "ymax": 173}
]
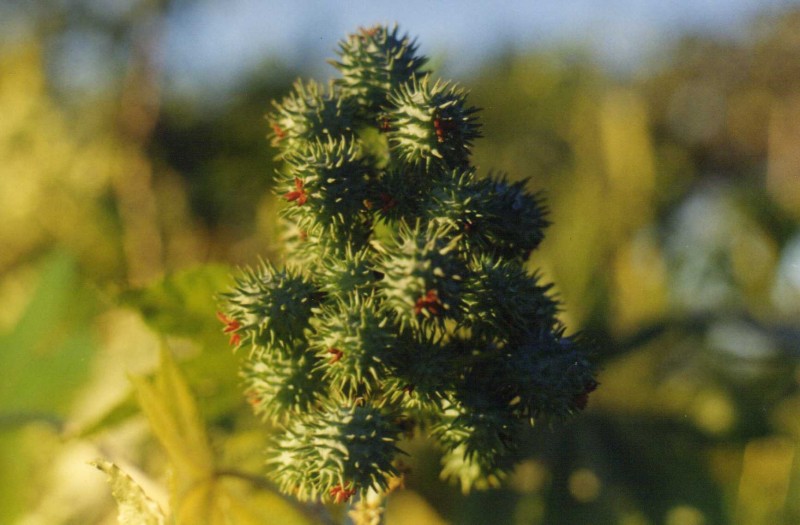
[
  {"xmin": 215, "ymin": 477, "xmax": 319, "ymax": 525},
  {"xmin": 131, "ymin": 345, "xmax": 318, "ymax": 525},
  {"xmin": 131, "ymin": 345, "xmax": 214, "ymax": 481},
  {"xmin": 0, "ymin": 250, "xmax": 97, "ymax": 416},
  {"xmin": 121, "ymin": 264, "xmax": 232, "ymax": 343},
  {"xmin": 91, "ymin": 460, "xmax": 168, "ymax": 525},
  {"xmin": 72, "ymin": 392, "xmax": 140, "ymax": 438},
  {"xmin": 122, "ymin": 264, "xmax": 242, "ymax": 421}
]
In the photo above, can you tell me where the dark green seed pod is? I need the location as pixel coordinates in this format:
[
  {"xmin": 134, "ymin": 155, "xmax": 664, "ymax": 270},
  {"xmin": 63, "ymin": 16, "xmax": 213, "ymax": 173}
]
[
  {"xmin": 280, "ymin": 137, "xmax": 375, "ymax": 230},
  {"xmin": 463, "ymin": 256, "xmax": 560, "ymax": 341},
  {"xmin": 332, "ymin": 24, "xmax": 428, "ymax": 114},
  {"xmin": 268, "ymin": 80, "xmax": 358, "ymax": 156},
  {"xmin": 382, "ymin": 331, "xmax": 456, "ymax": 410},
  {"xmin": 504, "ymin": 331, "xmax": 597, "ymax": 419},
  {"xmin": 368, "ymin": 166, "xmax": 430, "ymax": 224},
  {"xmin": 476, "ymin": 174, "xmax": 550, "ymax": 260},
  {"xmin": 221, "ymin": 261, "xmax": 319, "ymax": 347},
  {"xmin": 267, "ymin": 402, "xmax": 402, "ymax": 502},
  {"xmin": 386, "ymin": 76, "xmax": 481, "ymax": 170},
  {"xmin": 310, "ymin": 294, "xmax": 393, "ymax": 398},
  {"xmin": 242, "ymin": 347, "xmax": 326, "ymax": 423},
  {"xmin": 376, "ymin": 221, "xmax": 468, "ymax": 330}
]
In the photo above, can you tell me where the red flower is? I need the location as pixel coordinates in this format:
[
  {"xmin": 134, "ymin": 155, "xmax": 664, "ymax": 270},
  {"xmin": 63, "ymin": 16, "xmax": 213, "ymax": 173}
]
[
  {"xmin": 284, "ymin": 177, "xmax": 308, "ymax": 206},
  {"xmin": 216, "ymin": 311, "xmax": 241, "ymax": 346},
  {"xmin": 572, "ymin": 380, "xmax": 599, "ymax": 410},
  {"xmin": 244, "ymin": 389, "xmax": 261, "ymax": 408},
  {"xmin": 271, "ymin": 123, "xmax": 286, "ymax": 140},
  {"xmin": 433, "ymin": 115, "xmax": 458, "ymax": 143},
  {"xmin": 328, "ymin": 347, "xmax": 344, "ymax": 364},
  {"xmin": 414, "ymin": 289, "xmax": 442, "ymax": 316},
  {"xmin": 359, "ymin": 26, "xmax": 379, "ymax": 39},
  {"xmin": 379, "ymin": 193, "xmax": 397, "ymax": 212},
  {"xmin": 330, "ymin": 483, "xmax": 356, "ymax": 504}
]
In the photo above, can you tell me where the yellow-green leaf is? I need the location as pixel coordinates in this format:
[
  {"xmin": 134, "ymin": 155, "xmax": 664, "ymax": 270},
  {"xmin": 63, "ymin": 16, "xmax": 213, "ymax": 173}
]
[
  {"xmin": 91, "ymin": 460, "xmax": 167, "ymax": 525},
  {"xmin": 130, "ymin": 345, "xmax": 214, "ymax": 481}
]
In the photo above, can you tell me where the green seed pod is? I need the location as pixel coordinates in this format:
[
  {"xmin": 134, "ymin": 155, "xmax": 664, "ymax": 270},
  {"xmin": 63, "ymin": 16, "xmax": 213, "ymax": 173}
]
[
  {"xmin": 376, "ymin": 221, "xmax": 468, "ymax": 330},
  {"xmin": 310, "ymin": 293, "xmax": 393, "ymax": 398},
  {"xmin": 267, "ymin": 402, "xmax": 402, "ymax": 502},
  {"xmin": 242, "ymin": 346, "xmax": 326, "ymax": 423},
  {"xmin": 419, "ymin": 169, "xmax": 548, "ymax": 261},
  {"xmin": 433, "ymin": 399, "xmax": 521, "ymax": 493},
  {"xmin": 221, "ymin": 260, "xmax": 319, "ymax": 347},
  {"xmin": 439, "ymin": 444, "xmax": 513, "ymax": 494},
  {"xmin": 268, "ymin": 80, "xmax": 358, "ymax": 156},
  {"xmin": 332, "ymin": 24, "xmax": 428, "ymax": 114},
  {"xmin": 280, "ymin": 137, "xmax": 375, "ymax": 231},
  {"xmin": 317, "ymin": 246, "xmax": 377, "ymax": 298},
  {"xmin": 420, "ymin": 167, "xmax": 482, "ymax": 235},
  {"xmin": 386, "ymin": 76, "xmax": 481, "ymax": 170},
  {"xmin": 463, "ymin": 256, "xmax": 559, "ymax": 341}
]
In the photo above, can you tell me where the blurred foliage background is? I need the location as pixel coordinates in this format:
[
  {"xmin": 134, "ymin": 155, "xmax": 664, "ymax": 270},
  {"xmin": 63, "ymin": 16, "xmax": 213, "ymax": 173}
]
[{"xmin": 2, "ymin": 2, "xmax": 800, "ymax": 524}]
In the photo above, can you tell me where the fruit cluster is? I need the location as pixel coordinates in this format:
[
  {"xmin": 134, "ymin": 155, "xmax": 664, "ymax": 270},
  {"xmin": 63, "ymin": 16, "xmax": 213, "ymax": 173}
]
[{"xmin": 219, "ymin": 25, "xmax": 597, "ymax": 502}]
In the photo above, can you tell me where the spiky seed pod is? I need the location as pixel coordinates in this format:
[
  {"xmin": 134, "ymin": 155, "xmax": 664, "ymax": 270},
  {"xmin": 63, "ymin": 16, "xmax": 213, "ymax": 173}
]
[
  {"xmin": 376, "ymin": 221, "xmax": 468, "ymax": 330},
  {"xmin": 278, "ymin": 216, "xmax": 325, "ymax": 272},
  {"xmin": 419, "ymin": 167, "xmax": 482, "ymax": 234},
  {"xmin": 504, "ymin": 331, "xmax": 597, "ymax": 419},
  {"xmin": 268, "ymin": 80, "xmax": 358, "ymax": 155},
  {"xmin": 317, "ymin": 246, "xmax": 377, "ymax": 298},
  {"xmin": 439, "ymin": 444, "xmax": 513, "ymax": 494},
  {"xmin": 267, "ymin": 402, "xmax": 402, "ymax": 502},
  {"xmin": 477, "ymin": 174, "xmax": 550, "ymax": 260},
  {"xmin": 280, "ymin": 137, "xmax": 375, "ymax": 231},
  {"xmin": 386, "ymin": 76, "xmax": 481, "ymax": 170},
  {"xmin": 310, "ymin": 294, "xmax": 393, "ymax": 399},
  {"xmin": 368, "ymin": 166, "xmax": 430, "ymax": 224},
  {"xmin": 221, "ymin": 261, "xmax": 319, "ymax": 348},
  {"xmin": 419, "ymin": 170, "xmax": 549, "ymax": 260},
  {"xmin": 332, "ymin": 24, "xmax": 428, "ymax": 113},
  {"xmin": 382, "ymin": 331, "xmax": 455, "ymax": 410},
  {"xmin": 280, "ymin": 212, "xmax": 374, "ymax": 270},
  {"xmin": 463, "ymin": 256, "xmax": 560, "ymax": 341},
  {"xmin": 433, "ymin": 399, "xmax": 522, "ymax": 493},
  {"xmin": 242, "ymin": 349, "xmax": 325, "ymax": 423}
]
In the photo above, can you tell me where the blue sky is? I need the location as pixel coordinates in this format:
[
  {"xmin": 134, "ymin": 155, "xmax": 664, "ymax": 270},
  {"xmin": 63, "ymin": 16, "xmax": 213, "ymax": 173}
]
[{"xmin": 164, "ymin": 0, "xmax": 799, "ymax": 92}]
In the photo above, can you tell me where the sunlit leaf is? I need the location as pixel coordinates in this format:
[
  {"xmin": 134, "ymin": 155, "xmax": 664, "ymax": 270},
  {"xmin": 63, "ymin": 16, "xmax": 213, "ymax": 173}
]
[
  {"xmin": 131, "ymin": 346, "xmax": 317, "ymax": 525},
  {"xmin": 123, "ymin": 264, "xmax": 242, "ymax": 421},
  {"xmin": 131, "ymin": 345, "xmax": 214, "ymax": 480},
  {"xmin": 122, "ymin": 264, "xmax": 233, "ymax": 343},
  {"xmin": 91, "ymin": 460, "xmax": 168, "ymax": 525},
  {"xmin": 218, "ymin": 478, "xmax": 318, "ymax": 525},
  {"xmin": 73, "ymin": 393, "xmax": 140, "ymax": 438}
]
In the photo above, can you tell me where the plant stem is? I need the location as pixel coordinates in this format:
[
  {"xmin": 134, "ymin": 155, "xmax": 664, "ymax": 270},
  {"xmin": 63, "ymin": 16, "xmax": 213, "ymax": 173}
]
[{"xmin": 346, "ymin": 488, "xmax": 386, "ymax": 525}]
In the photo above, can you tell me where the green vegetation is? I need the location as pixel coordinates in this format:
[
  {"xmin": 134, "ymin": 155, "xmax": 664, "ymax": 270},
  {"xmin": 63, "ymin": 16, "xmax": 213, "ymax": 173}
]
[
  {"xmin": 1, "ymin": 6, "xmax": 800, "ymax": 525},
  {"xmin": 218, "ymin": 25, "xmax": 596, "ymax": 509}
]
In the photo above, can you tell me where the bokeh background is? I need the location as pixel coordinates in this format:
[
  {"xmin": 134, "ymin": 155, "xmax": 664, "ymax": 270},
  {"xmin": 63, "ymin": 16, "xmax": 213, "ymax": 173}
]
[{"xmin": 2, "ymin": 1, "xmax": 800, "ymax": 524}]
